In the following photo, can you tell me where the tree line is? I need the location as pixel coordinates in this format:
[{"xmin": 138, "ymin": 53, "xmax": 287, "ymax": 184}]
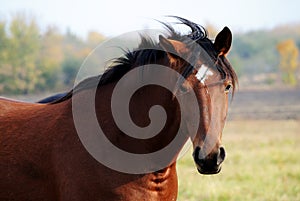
[
  {"xmin": 0, "ymin": 14, "xmax": 105, "ymax": 94},
  {"xmin": 228, "ymin": 25, "xmax": 300, "ymax": 86},
  {"xmin": 0, "ymin": 14, "xmax": 299, "ymax": 95}
]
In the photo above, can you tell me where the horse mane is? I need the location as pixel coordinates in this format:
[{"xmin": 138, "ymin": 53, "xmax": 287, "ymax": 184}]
[{"xmin": 51, "ymin": 16, "xmax": 237, "ymax": 104}]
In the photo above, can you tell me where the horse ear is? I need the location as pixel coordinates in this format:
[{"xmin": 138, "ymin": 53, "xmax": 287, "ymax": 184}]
[
  {"xmin": 214, "ymin": 27, "xmax": 232, "ymax": 56},
  {"xmin": 159, "ymin": 35, "xmax": 188, "ymax": 57},
  {"xmin": 159, "ymin": 35, "xmax": 177, "ymax": 54}
]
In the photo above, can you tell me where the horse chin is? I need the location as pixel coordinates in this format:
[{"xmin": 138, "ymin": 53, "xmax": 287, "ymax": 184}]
[{"xmin": 196, "ymin": 166, "xmax": 222, "ymax": 175}]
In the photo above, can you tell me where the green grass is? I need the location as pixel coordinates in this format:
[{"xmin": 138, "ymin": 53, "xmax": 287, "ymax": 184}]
[{"xmin": 177, "ymin": 120, "xmax": 300, "ymax": 201}]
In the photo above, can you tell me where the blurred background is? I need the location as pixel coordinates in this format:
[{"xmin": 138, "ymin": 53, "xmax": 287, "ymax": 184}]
[{"xmin": 0, "ymin": 0, "xmax": 299, "ymax": 200}]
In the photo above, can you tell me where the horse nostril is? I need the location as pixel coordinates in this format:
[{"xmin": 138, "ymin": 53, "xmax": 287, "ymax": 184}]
[
  {"xmin": 217, "ymin": 146, "xmax": 226, "ymax": 165},
  {"xmin": 193, "ymin": 146, "xmax": 204, "ymax": 164},
  {"xmin": 193, "ymin": 146, "xmax": 200, "ymax": 159}
]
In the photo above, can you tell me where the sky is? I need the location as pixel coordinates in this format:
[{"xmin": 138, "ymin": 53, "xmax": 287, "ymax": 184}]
[{"xmin": 1, "ymin": 0, "xmax": 300, "ymax": 38}]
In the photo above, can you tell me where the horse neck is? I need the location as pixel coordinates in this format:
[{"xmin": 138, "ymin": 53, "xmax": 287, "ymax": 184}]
[{"xmin": 94, "ymin": 81, "xmax": 184, "ymax": 166}]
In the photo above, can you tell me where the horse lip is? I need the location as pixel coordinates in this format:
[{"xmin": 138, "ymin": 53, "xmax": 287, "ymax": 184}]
[{"xmin": 197, "ymin": 166, "xmax": 221, "ymax": 175}]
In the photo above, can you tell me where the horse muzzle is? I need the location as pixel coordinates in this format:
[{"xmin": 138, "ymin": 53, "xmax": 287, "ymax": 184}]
[{"xmin": 193, "ymin": 146, "xmax": 226, "ymax": 175}]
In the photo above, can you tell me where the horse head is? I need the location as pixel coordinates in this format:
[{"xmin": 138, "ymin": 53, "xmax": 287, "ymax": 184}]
[{"xmin": 159, "ymin": 26, "xmax": 236, "ymax": 174}]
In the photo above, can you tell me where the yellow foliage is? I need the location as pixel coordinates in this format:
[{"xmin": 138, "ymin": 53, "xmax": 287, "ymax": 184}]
[
  {"xmin": 87, "ymin": 31, "xmax": 105, "ymax": 46},
  {"xmin": 39, "ymin": 26, "xmax": 64, "ymax": 71},
  {"xmin": 277, "ymin": 39, "xmax": 299, "ymax": 85}
]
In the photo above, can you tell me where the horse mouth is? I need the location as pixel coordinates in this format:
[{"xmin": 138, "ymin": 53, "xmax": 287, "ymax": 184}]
[{"xmin": 197, "ymin": 166, "xmax": 222, "ymax": 175}]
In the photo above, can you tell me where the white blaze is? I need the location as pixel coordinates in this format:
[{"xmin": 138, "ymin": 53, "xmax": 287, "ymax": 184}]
[{"xmin": 195, "ymin": 64, "xmax": 214, "ymax": 84}]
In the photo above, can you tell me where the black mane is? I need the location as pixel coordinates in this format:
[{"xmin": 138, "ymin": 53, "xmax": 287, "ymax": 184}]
[{"xmin": 51, "ymin": 17, "xmax": 237, "ymax": 104}]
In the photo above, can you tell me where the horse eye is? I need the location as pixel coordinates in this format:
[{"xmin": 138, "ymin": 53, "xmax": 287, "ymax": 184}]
[
  {"xmin": 179, "ymin": 84, "xmax": 188, "ymax": 93},
  {"xmin": 224, "ymin": 83, "xmax": 232, "ymax": 93}
]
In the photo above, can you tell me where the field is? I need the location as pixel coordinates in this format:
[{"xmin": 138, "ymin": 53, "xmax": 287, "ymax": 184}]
[
  {"xmin": 177, "ymin": 88, "xmax": 300, "ymax": 201},
  {"xmin": 177, "ymin": 120, "xmax": 300, "ymax": 201},
  {"xmin": 3, "ymin": 88, "xmax": 300, "ymax": 200},
  {"xmin": 228, "ymin": 88, "xmax": 300, "ymax": 120}
]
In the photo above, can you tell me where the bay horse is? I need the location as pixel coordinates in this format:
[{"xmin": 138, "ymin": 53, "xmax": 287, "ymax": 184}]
[{"xmin": 0, "ymin": 17, "xmax": 237, "ymax": 201}]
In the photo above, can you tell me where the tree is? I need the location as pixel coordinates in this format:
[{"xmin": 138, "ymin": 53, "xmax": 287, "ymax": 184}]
[
  {"xmin": 61, "ymin": 29, "xmax": 92, "ymax": 87},
  {"xmin": 2, "ymin": 13, "xmax": 42, "ymax": 94},
  {"xmin": 37, "ymin": 26, "xmax": 64, "ymax": 89},
  {"xmin": 0, "ymin": 21, "xmax": 9, "ymax": 92},
  {"xmin": 62, "ymin": 56, "xmax": 81, "ymax": 86},
  {"xmin": 0, "ymin": 15, "xmax": 109, "ymax": 94},
  {"xmin": 277, "ymin": 39, "xmax": 299, "ymax": 86},
  {"xmin": 87, "ymin": 31, "xmax": 105, "ymax": 48}
]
